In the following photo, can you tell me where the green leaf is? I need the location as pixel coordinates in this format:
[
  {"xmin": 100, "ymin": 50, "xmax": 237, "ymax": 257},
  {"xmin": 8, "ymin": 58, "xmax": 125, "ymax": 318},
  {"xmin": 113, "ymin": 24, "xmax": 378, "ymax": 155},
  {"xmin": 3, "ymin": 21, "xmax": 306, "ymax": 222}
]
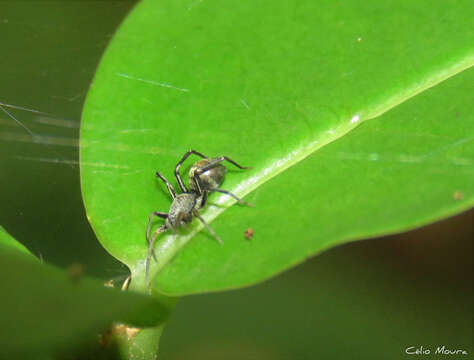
[
  {"xmin": 0, "ymin": 238, "xmax": 171, "ymax": 358},
  {"xmin": 80, "ymin": 0, "xmax": 474, "ymax": 294},
  {"xmin": 0, "ymin": 226, "xmax": 33, "ymax": 257}
]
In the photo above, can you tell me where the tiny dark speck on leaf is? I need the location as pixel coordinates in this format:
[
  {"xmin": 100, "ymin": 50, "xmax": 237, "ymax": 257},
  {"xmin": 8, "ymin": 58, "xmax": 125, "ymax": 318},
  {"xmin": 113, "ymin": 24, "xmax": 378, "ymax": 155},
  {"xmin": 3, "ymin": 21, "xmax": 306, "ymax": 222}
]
[
  {"xmin": 67, "ymin": 262, "xmax": 85, "ymax": 283},
  {"xmin": 244, "ymin": 228, "xmax": 254, "ymax": 240},
  {"xmin": 453, "ymin": 191, "xmax": 464, "ymax": 201}
]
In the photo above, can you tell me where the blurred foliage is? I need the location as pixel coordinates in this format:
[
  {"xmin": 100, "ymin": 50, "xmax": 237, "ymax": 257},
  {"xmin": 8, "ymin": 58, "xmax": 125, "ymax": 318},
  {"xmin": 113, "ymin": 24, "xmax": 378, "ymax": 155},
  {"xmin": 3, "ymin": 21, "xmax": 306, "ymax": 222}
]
[
  {"xmin": 0, "ymin": 0, "xmax": 136, "ymax": 278},
  {"xmin": 0, "ymin": 225, "xmax": 33, "ymax": 256},
  {"xmin": 0, "ymin": 232, "xmax": 170, "ymax": 359}
]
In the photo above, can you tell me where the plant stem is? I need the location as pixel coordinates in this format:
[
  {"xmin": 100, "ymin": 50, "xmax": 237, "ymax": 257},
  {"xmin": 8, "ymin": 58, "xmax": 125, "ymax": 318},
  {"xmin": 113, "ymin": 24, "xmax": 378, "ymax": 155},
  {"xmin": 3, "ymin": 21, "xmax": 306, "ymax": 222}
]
[
  {"xmin": 115, "ymin": 323, "xmax": 165, "ymax": 360},
  {"xmin": 113, "ymin": 271, "xmax": 178, "ymax": 360}
]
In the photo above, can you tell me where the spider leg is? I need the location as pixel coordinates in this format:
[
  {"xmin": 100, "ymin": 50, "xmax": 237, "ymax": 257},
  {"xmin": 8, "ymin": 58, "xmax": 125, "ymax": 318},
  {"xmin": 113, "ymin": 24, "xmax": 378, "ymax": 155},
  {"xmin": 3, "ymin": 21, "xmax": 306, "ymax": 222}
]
[
  {"xmin": 193, "ymin": 210, "xmax": 222, "ymax": 244},
  {"xmin": 146, "ymin": 211, "xmax": 168, "ymax": 261},
  {"xmin": 156, "ymin": 171, "xmax": 177, "ymax": 199},
  {"xmin": 192, "ymin": 171, "xmax": 206, "ymax": 197},
  {"xmin": 196, "ymin": 156, "xmax": 252, "ymax": 174},
  {"xmin": 146, "ymin": 224, "xmax": 168, "ymax": 283},
  {"xmin": 174, "ymin": 149, "xmax": 208, "ymax": 192},
  {"xmin": 199, "ymin": 191, "xmax": 208, "ymax": 209},
  {"xmin": 208, "ymin": 188, "xmax": 254, "ymax": 207}
]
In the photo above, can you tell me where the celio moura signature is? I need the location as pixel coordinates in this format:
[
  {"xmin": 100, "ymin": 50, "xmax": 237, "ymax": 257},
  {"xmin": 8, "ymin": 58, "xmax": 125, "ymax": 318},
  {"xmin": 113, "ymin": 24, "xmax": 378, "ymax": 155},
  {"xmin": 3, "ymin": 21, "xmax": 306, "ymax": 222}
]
[{"xmin": 405, "ymin": 345, "xmax": 468, "ymax": 356}]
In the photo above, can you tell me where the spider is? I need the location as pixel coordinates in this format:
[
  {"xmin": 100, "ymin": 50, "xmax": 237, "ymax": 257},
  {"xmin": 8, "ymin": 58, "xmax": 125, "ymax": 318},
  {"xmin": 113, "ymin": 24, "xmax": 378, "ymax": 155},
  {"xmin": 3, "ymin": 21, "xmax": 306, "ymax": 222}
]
[{"xmin": 145, "ymin": 150, "xmax": 252, "ymax": 280}]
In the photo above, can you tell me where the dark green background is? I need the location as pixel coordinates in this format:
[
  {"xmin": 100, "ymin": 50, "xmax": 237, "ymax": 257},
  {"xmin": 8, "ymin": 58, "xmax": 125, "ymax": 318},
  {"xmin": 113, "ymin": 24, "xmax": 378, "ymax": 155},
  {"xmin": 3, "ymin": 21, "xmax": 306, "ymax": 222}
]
[{"xmin": 0, "ymin": 2, "xmax": 472, "ymax": 359}]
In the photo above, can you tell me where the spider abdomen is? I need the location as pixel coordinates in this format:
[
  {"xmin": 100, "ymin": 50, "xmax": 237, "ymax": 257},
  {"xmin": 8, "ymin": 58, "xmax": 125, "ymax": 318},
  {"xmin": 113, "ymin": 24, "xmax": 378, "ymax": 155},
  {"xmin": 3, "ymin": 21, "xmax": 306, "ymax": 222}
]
[{"xmin": 189, "ymin": 158, "xmax": 227, "ymax": 191}]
